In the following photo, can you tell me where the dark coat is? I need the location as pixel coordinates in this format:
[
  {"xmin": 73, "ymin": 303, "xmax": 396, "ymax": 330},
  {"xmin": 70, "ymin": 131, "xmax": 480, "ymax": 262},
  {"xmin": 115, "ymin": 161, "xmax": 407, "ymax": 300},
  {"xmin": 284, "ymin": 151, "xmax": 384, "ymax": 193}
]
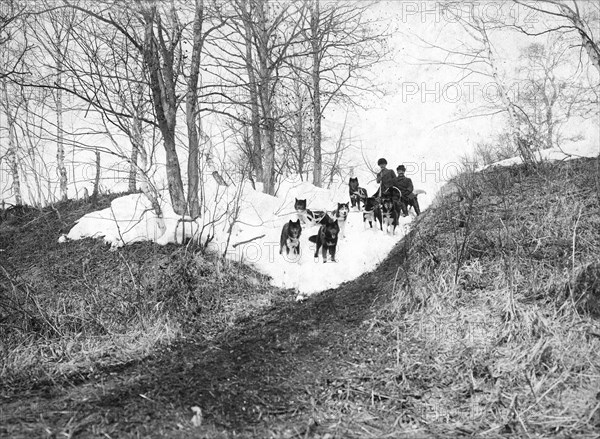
[
  {"xmin": 394, "ymin": 176, "xmax": 415, "ymax": 199},
  {"xmin": 376, "ymin": 168, "xmax": 397, "ymax": 193}
]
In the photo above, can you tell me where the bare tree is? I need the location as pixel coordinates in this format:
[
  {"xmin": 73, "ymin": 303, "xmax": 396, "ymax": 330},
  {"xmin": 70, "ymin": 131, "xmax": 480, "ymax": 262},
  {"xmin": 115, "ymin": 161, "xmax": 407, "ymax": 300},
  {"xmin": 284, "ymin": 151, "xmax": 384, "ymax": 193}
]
[
  {"xmin": 16, "ymin": 87, "xmax": 49, "ymax": 206},
  {"xmin": 57, "ymin": 6, "xmax": 161, "ymax": 212},
  {"xmin": 52, "ymin": 8, "xmax": 74, "ymax": 201},
  {"xmin": 237, "ymin": 0, "xmax": 264, "ymax": 183},
  {"xmin": 513, "ymin": 0, "xmax": 600, "ymax": 74},
  {"xmin": 278, "ymin": 70, "xmax": 312, "ymax": 179},
  {"xmin": 37, "ymin": 0, "xmax": 226, "ymax": 217},
  {"xmin": 249, "ymin": 0, "xmax": 305, "ymax": 195},
  {"xmin": 136, "ymin": 0, "xmax": 226, "ymax": 215},
  {"xmin": 0, "ymin": 0, "xmax": 28, "ymax": 80},
  {"xmin": 517, "ymin": 36, "xmax": 597, "ymax": 150},
  {"xmin": 0, "ymin": 0, "xmax": 31, "ymax": 205},
  {"xmin": 136, "ymin": 1, "xmax": 188, "ymax": 214},
  {"xmin": 417, "ymin": 2, "xmax": 537, "ymax": 164},
  {"xmin": 26, "ymin": 4, "xmax": 80, "ymax": 202},
  {"xmin": 299, "ymin": 0, "xmax": 389, "ymax": 187},
  {"xmin": 1, "ymin": 77, "xmax": 22, "ymax": 204},
  {"xmin": 214, "ymin": 0, "xmax": 306, "ymax": 195},
  {"xmin": 12, "ymin": 80, "xmax": 63, "ymax": 207},
  {"xmin": 324, "ymin": 112, "xmax": 351, "ymax": 189}
]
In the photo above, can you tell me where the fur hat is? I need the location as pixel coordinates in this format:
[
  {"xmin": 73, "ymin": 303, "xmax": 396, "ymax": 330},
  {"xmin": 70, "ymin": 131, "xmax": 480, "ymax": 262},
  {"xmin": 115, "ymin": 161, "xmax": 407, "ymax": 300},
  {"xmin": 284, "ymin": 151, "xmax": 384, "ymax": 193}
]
[
  {"xmin": 397, "ymin": 165, "xmax": 406, "ymax": 172},
  {"xmin": 377, "ymin": 158, "xmax": 387, "ymax": 166}
]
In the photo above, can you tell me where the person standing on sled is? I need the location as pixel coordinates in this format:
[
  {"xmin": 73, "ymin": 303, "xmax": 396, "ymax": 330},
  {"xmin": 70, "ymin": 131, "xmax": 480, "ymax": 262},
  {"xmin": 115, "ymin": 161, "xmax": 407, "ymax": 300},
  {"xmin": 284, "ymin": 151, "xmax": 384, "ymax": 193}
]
[
  {"xmin": 393, "ymin": 165, "xmax": 420, "ymax": 216},
  {"xmin": 373, "ymin": 158, "xmax": 396, "ymax": 198}
]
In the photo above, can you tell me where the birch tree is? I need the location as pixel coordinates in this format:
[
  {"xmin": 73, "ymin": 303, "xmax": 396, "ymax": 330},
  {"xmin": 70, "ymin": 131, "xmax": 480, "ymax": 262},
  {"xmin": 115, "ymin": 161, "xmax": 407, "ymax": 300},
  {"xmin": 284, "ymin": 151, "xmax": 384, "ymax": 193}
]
[
  {"xmin": 1, "ymin": 78, "xmax": 22, "ymax": 205},
  {"xmin": 28, "ymin": 5, "xmax": 77, "ymax": 201},
  {"xmin": 419, "ymin": 2, "xmax": 537, "ymax": 164},
  {"xmin": 0, "ymin": 2, "xmax": 28, "ymax": 205},
  {"xmin": 513, "ymin": 0, "xmax": 600, "ymax": 74}
]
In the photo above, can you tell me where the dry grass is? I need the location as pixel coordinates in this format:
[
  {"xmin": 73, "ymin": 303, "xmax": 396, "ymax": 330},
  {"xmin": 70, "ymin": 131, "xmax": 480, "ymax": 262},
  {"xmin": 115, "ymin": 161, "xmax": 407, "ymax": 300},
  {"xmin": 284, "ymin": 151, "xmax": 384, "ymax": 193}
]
[
  {"xmin": 0, "ymin": 195, "xmax": 289, "ymax": 394},
  {"xmin": 371, "ymin": 157, "xmax": 600, "ymax": 437}
]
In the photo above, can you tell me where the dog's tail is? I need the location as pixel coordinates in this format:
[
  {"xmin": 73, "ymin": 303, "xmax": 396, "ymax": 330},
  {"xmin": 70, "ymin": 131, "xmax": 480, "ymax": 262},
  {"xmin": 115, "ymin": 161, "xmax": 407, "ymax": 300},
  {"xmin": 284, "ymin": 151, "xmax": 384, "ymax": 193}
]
[{"xmin": 308, "ymin": 235, "xmax": 318, "ymax": 243}]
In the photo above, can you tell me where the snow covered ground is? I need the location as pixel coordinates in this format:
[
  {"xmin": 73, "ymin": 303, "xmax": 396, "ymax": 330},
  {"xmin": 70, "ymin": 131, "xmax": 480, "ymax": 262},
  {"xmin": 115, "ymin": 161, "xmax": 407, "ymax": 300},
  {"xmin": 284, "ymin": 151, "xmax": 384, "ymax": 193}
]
[
  {"xmin": 480, "ymin": 142, "xmax": 599, "ymax": 170},
  {"xmin": 63, "ymin": 141, "xmax": 598, "ymax": 300},
  {"xmin": 65, "ymin": 176, "xmax": 426, "ymax": 299}
]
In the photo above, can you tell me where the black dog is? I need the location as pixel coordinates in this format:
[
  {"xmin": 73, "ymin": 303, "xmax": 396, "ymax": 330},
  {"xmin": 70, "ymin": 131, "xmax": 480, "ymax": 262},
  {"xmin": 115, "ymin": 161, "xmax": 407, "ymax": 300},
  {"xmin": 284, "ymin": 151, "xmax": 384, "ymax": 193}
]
[
  {"xmin": 362, "ymin": 197, "xmax": 382, "ymax": 230},
  {"xmin": 279, "ymin": 219, "xmax": 302, "ymax": 256},
  {"xmin": 381, "ymin": 197, "xmax": 399, "ymax": 235},
  {"xmin": 308, "ymin": 216, "xmax": 340, "ymax": 263},
  {"xmin": 348, "ymin": 177, "xmax": 368, "ymax": 211},
  {"xmin": 405, "ymin": 193, "xmax": 422, "ymax": 216}
]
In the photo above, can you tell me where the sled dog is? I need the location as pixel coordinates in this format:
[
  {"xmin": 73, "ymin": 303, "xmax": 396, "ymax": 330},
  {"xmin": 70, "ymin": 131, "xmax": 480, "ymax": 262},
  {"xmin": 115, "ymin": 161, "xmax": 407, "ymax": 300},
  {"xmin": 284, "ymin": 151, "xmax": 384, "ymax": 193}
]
[
  {"xmin": 349, "ymin": 177, "xmax": 368, "ymax": 211},
  {"xmin": 362, "ymin": 197, "xmax": 383, "ymax": 230},
  {"xmin": 279, "ymin": 219, "xmax": 302, "ymax": 256},
  {"xmin": 308, "ymin": 216, "xmax": 340, "ymax": 263}
]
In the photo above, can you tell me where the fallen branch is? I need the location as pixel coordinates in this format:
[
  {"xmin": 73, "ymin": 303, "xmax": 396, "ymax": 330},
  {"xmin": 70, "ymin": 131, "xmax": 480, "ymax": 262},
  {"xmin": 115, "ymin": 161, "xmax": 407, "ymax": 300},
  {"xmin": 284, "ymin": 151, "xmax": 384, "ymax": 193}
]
[{"xmin": 233, "ymin": 234, "xmax": 265, "ymax": 248}]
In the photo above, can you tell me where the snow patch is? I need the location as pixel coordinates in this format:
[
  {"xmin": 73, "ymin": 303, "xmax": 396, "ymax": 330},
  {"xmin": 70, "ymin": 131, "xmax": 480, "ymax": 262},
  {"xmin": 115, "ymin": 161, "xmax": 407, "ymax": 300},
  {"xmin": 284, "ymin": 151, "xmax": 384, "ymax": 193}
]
[{"xmin": 64, "ymin": 178, "xmax": 418, "ymax": 298}]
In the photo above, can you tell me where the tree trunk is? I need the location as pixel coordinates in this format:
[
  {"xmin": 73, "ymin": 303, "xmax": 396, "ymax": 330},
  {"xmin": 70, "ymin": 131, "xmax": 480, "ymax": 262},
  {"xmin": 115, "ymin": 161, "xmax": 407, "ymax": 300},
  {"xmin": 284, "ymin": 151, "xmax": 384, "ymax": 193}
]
[
  {"xmin": 141, "ymin": 7, "xmax": 187, "ymax": 215},
  {"xmin": 2, "ymin": 79, "xmax": 22, "ymax": 205},
  {"xmin": 295, "ymin": 86, "xmax": 305, "ymax": 176},
  {"xmin": 128, "ymin": 76, "xmax": 144, "ymax": 193},
  {"xmin": 163, "ymin": 129, "xmax": 187, "ymax": 215},
  {"xmin": 545, "ymin": 102, "xmax": 553, "ymax": 149},
  {"xmin": 7, "ymin": 117, "xmax": 22, "ymax": 206},
  {"xmin": 262, "ymin": 115, "xmax": 276, "ymax": 195},
  {"xmin": 241, "ymin": 0, "xmax": 263, "ymax": 182},
  {"xmin": 185, "ymin": 0, "xmax": 204, "ymax": 219},
  {"xmin": 578, "ymin": 30, "xmax": 600, "ymax": 74},
  {"xmin": 544, "ymin": 76, "xmax": 559, "ymax": 150},
  {"xmin": 91, "ymin": 149, "xmax": 101, "ymax": 205},
  {"xmin": 128, "ymin": 77, "xmax": 162, "ymax": 216},
  {"xmin": 557, "ymin": 3, "xmax": 600, "ymax": 74},
  {"xmin": 128, "ymin": 140, "xmax": 138, "ymax": 192},
  {"xmin": 310, "ymin": 0, "xmax": 323, "ymax": 187},
  {"xmin": 131, "ymin": 110, "xmax": 162, "ymax": 216},
  {"xmin": 56, "ymin": 57, "xmax": 68, "ymax": 202},
  {"xmin": 255, "ymin": 0, "xmax": 276, "ymax": 195}
]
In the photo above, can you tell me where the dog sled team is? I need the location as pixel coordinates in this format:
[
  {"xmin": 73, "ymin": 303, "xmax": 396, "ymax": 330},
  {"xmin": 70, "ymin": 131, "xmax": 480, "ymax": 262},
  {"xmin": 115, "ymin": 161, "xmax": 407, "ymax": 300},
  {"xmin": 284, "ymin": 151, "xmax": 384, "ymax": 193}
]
[{"xmin": 280, "ymin": 158, "xmax": 424, "ymax": 263}]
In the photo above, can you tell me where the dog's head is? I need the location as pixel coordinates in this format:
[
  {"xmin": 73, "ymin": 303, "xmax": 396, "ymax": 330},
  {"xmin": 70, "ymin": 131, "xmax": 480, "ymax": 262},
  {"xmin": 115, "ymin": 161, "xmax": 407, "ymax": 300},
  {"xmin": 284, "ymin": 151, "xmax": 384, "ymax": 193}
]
[
  {"xmin": 322, "ymin": 220, "xmax": 339, "ymax": 245},
  {"xmin": 363, "ymin": 197, "xmax": 379, "ymax": 212},
  {"xmin": 336, "ymin": 202, "xmax": 350, "ymax": 219},
  {"xmin": 287, "ymin": 219, "xmax": 302, "ymax": 238},
  {"xmin": 349, "ymin": 177, "xmax": 359, "ymax": 190},
  {"xmin": 294, "ymin": 198, "xmax": 307, "ymax": 212},
  {"xmin": 381, "ymin": 197, "xmax": 395, "ymax": 213}
]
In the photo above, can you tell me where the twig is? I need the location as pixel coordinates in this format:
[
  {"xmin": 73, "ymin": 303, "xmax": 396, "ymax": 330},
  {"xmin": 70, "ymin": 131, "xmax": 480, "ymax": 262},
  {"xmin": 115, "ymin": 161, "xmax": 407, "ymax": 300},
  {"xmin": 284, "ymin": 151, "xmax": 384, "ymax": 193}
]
[
  {"xmin": 522, "ymin": 372, "xmax": 569, "ymax": 416},
  {"xmin": 571, "ymin": 206, "xmax": 582, "ymax": 279},
  {"xmin": 233, "ymin": 234, "xmax": 266, "ymax": 248},
  {"xmin": 585, "ymin": 402, "xmax": 600, "ymax": 425},
  {"xmin": 117, "ymin": 252, "xmax": 138, "ymax": 291},
  {"xmin": 0, "ymin": 265, "xmax": 62, "ymax": 337}
]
